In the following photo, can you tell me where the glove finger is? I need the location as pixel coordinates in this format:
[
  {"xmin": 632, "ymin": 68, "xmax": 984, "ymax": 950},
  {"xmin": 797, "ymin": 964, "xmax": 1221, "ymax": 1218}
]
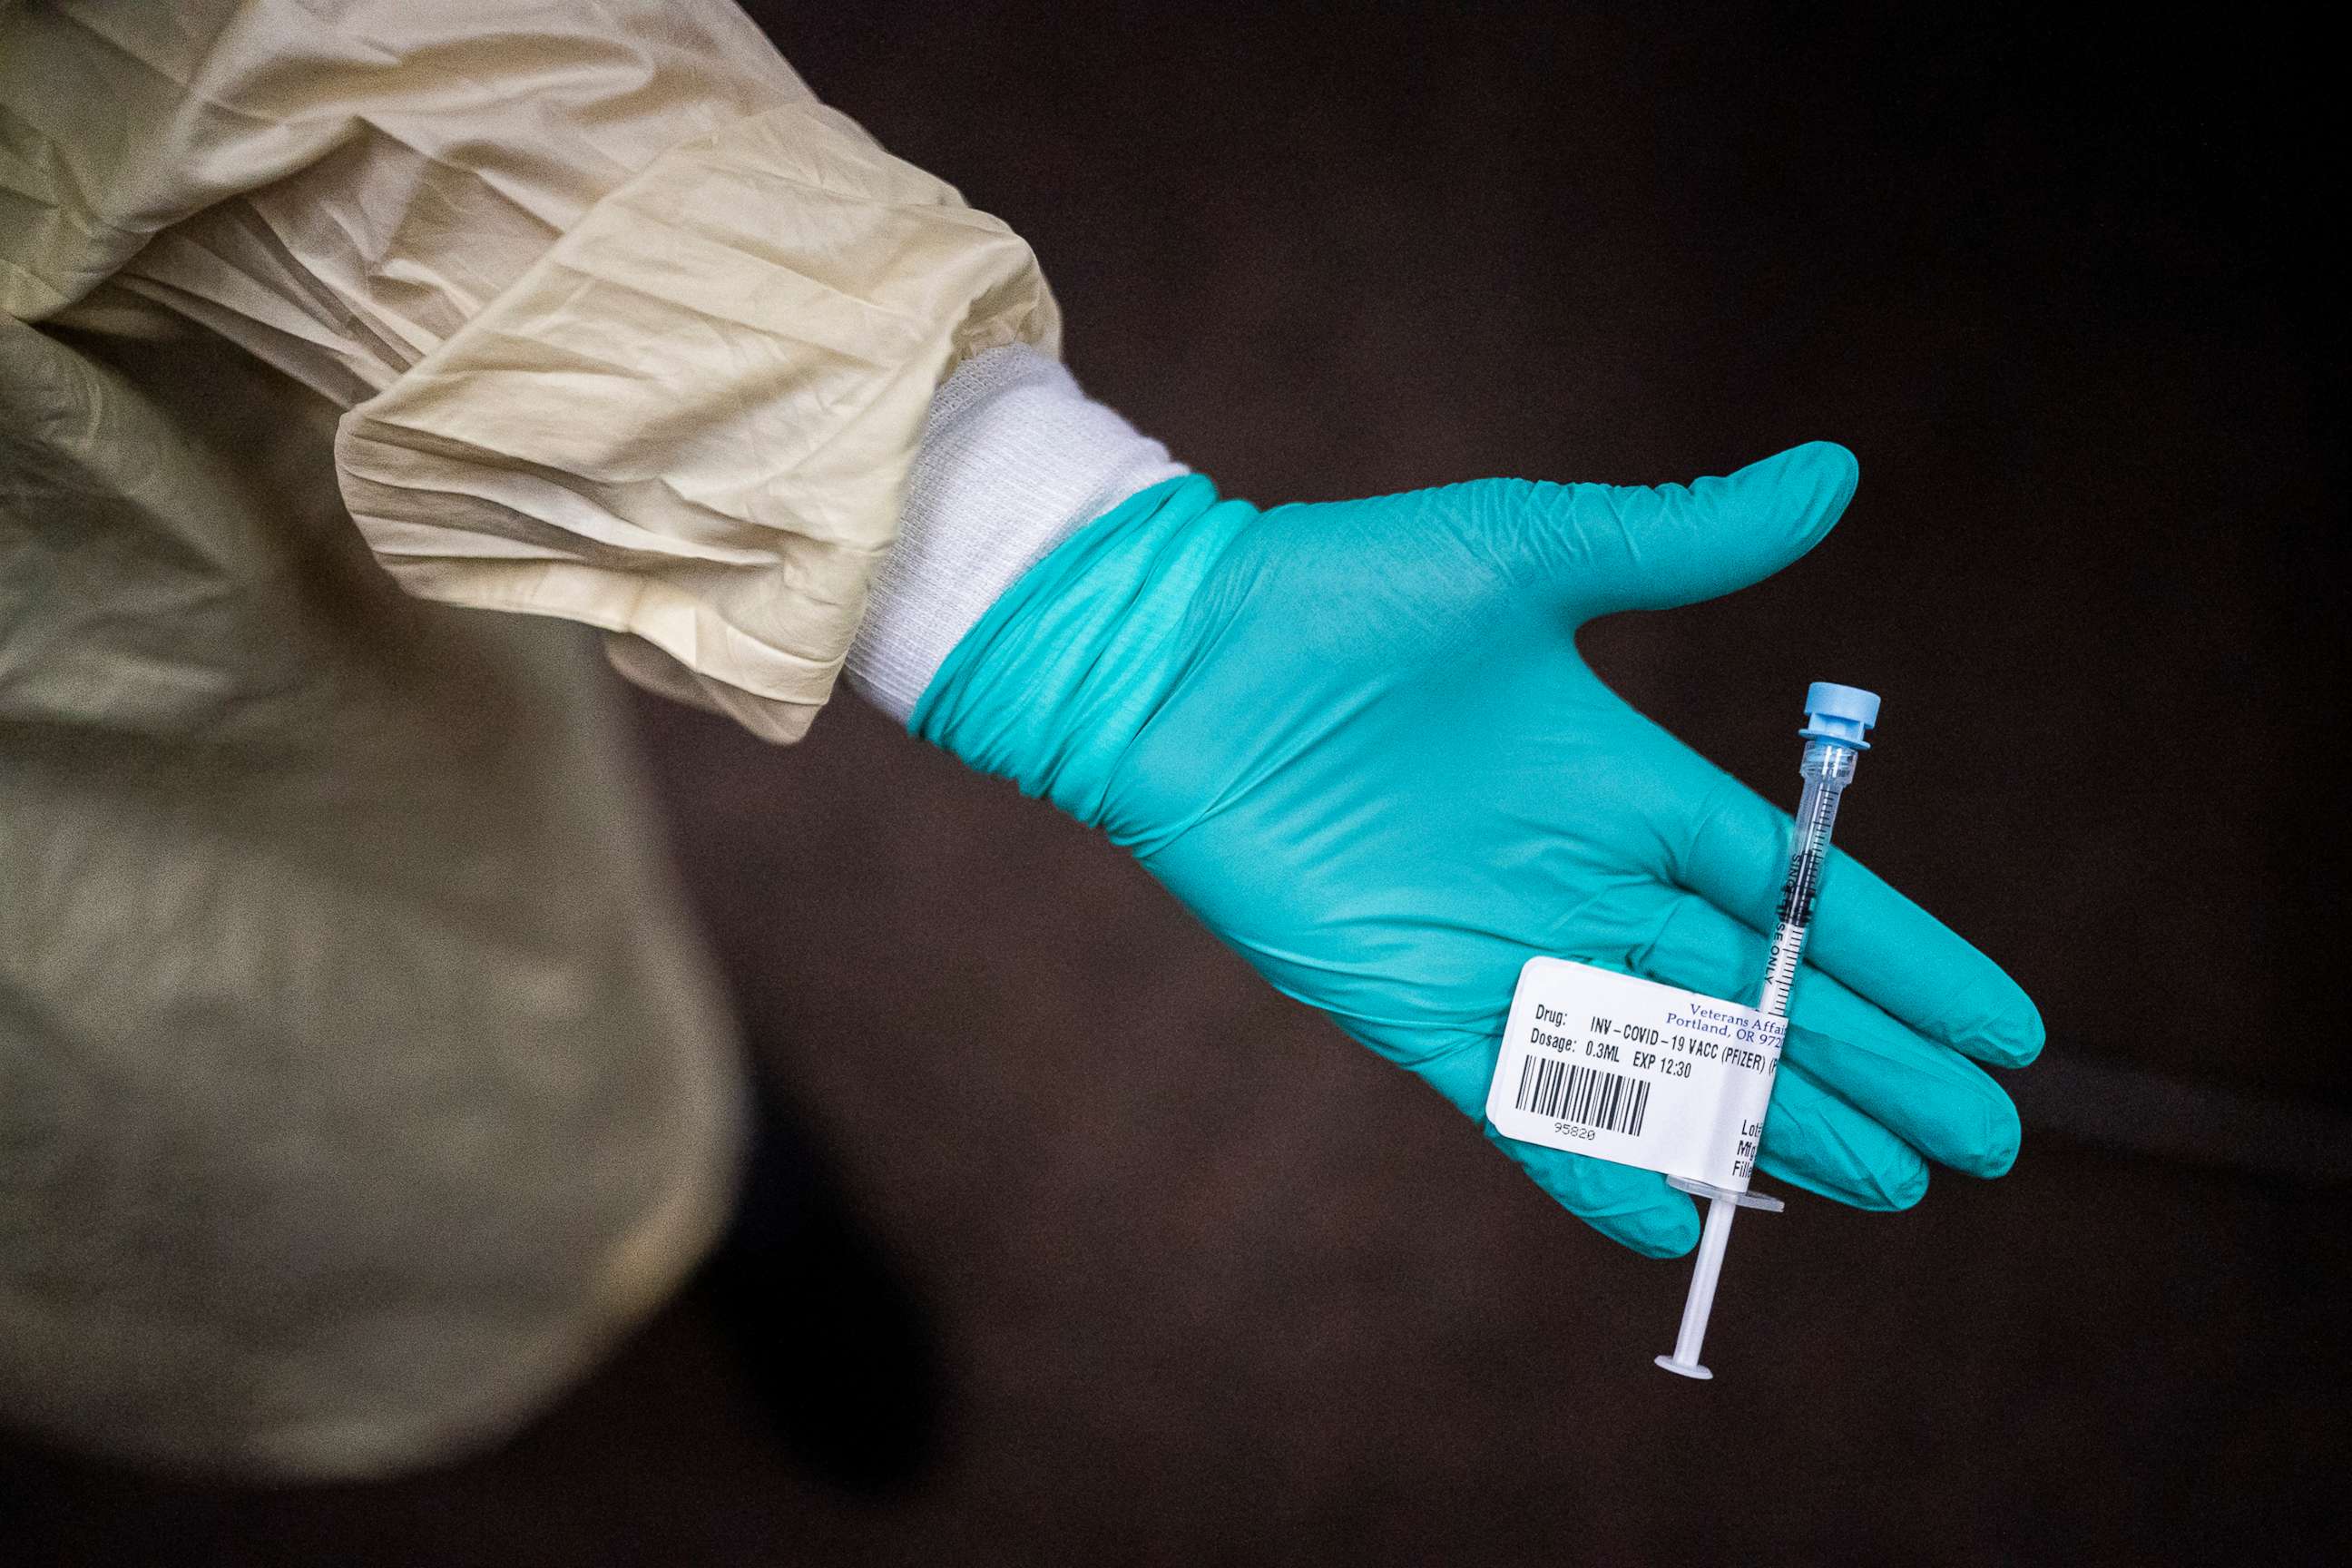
[
  {"xmin": 1628, "ymin": 888, "xmax": 2022, "ymax": 1177},
  {"xmin": 1415, "ymin": 1033, "xmax": 1700, "ymax": 1258},
  {"xmin": 1486, "ymin": 1123, "xmax": 1703, "ymax": 1258},
  {"xmin": 1661, "ymin": 763, "xmax": 2044, "ymax": 1068},
  {"xmin": 1517, "ymin": 441, "xmax": 1857, "ymax": 619},
  {"xmin": 1755, "ymin": 1061, "xmax": 1930, "ymax": 1210}
]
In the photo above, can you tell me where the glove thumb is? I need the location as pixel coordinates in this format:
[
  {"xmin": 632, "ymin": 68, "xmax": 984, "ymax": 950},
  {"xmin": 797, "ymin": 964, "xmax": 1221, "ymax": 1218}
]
[{"xmin": 1528, "ymin": 440, "xmax": 1859, "ymax": 621}]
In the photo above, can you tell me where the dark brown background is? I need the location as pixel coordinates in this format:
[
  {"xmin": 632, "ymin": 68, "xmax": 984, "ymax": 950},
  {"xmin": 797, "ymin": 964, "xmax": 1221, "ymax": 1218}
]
[{"xmin": 5, "ymin": 2, "xmax": 2344, "ymax": 1563}]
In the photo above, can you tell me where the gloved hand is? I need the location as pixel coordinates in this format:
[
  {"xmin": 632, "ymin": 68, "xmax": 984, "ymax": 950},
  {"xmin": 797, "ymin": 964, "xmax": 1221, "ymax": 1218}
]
[{"xmin": 913, "ymin": 443, "xmax": 2043, "ymax": 1256}]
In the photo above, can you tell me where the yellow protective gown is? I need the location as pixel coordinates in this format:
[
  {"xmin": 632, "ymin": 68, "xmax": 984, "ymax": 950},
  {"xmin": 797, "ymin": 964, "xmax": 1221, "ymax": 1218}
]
[{"xmin": 0, "ymin": 0, "xmax": 1056, "ymax": 1475}]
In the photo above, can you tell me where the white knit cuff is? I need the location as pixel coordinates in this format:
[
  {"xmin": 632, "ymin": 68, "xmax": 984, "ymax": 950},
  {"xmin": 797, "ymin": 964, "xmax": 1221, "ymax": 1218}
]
[{"xmin": 846, "ymin": 345, "xmax": 1186, "ymax": 723}]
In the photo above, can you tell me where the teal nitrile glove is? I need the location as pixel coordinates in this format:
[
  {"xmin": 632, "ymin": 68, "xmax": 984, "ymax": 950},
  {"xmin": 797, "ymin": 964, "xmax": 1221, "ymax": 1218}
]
[{"xmin": 912, "ymin": 445, "xmax": 2043, "ymax": 1257}]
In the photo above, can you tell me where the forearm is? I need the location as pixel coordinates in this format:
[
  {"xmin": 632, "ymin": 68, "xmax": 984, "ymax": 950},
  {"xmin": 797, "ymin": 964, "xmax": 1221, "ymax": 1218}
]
[
  {"xmin": 847, "ymin": 346, "xmax": 1184, "ymax": 721},
  {"xmin": 4, "ymin": 0, "xmax": 1062, "ymax": 742},
  {"xmin": 1, "ymin": 0, "xmax": 804, "ymax": 374}
]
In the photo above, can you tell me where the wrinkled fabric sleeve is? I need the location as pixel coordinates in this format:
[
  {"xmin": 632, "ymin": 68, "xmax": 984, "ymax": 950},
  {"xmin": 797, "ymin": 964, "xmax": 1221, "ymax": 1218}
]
[{"xmin": 0, "ymin": 0, "xmax": 1061, "ymax": 740}]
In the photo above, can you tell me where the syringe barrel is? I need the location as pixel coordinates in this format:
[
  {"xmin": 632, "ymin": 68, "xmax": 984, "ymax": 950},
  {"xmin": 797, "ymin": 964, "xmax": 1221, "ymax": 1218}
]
[
  {"xmin": 1800, "ymin": 736, "xmax": 1859, "ymax": 789},
  {"xmin": 1758, "ymin": 740, "xmax": 1862, "ymax": 1020}
]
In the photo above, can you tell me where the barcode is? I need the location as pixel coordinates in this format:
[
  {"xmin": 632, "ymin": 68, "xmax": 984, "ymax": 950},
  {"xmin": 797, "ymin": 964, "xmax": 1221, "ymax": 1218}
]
[{"xmin": 1513, "ymin": 1055, "xmax": 1651, "ymax": 1136}]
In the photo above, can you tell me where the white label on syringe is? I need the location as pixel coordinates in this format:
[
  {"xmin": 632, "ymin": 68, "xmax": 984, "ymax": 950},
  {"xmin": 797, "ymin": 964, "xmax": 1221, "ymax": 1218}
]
[{"xmin": 1484, "ymin": 957, "xmax": 1785, "ymax": 1191}]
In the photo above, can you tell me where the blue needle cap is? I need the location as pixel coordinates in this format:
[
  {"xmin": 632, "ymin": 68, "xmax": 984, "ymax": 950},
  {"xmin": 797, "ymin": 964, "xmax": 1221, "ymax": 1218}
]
[{"xmin": 1799, "ymin": 681, "xmax": 1880, "ymax": 748}]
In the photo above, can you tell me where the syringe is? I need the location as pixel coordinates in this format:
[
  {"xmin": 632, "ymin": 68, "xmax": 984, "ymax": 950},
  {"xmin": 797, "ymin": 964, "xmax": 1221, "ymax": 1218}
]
[{"xmin": 1654, "ymin": 681, "xmax": 1881, "ymax": 1379}]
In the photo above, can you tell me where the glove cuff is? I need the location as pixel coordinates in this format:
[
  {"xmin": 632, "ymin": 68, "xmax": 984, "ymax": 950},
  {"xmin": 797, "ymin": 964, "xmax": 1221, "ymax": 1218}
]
[{"xmin": 846, "ymin": 345, "xmax": 1187, "ymax": 722}]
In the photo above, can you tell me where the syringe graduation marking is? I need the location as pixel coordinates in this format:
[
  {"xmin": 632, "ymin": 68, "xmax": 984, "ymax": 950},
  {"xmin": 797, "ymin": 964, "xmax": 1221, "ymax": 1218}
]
[{"xmin": 1759, "ymin": 765, "xmax": 1846, "ymax": 1018}]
